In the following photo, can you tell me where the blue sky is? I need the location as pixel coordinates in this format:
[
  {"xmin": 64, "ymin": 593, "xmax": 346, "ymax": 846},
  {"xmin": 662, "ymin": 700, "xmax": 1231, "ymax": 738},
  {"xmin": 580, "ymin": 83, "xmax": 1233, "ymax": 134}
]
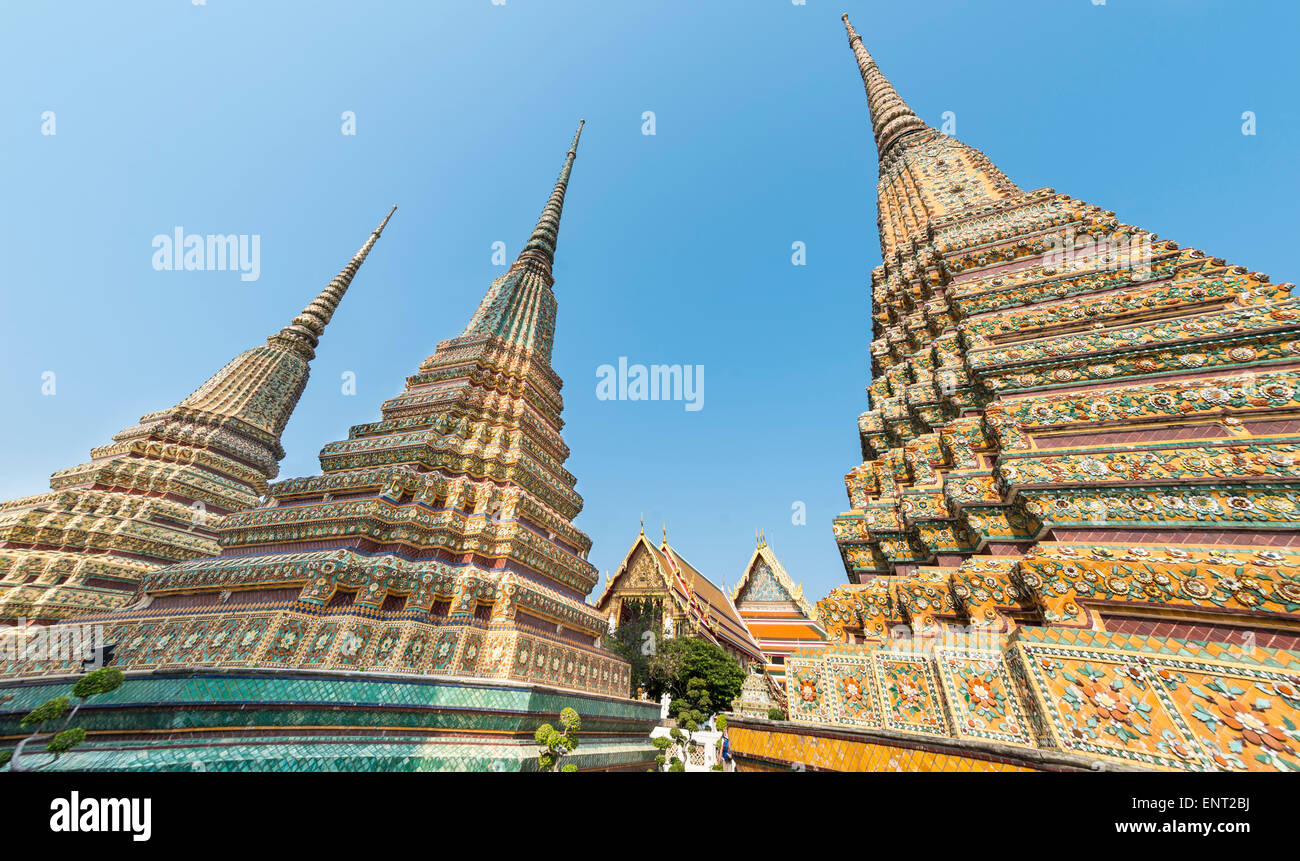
[{"xmin": 0, "ymin": 1, "xmax": 1296, "ymax": 604}]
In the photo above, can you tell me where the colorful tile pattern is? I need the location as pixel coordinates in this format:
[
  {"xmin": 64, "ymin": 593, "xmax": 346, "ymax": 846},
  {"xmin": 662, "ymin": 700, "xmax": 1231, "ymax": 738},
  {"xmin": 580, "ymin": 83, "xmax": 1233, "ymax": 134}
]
[
  {"xmin": 0, "ymin": 671, "xmax": 660, "ymax": 772},
  {"xmin": 728, "ymin": 724, "xmax": 1040, "ymax": 772},
  {"xmin": 0, "ymin": 211, "xmax": 396, "ymax": 623},
  {"xmin": 799, "ymin": 15, "xmax": 1300, "ymax": 774}
]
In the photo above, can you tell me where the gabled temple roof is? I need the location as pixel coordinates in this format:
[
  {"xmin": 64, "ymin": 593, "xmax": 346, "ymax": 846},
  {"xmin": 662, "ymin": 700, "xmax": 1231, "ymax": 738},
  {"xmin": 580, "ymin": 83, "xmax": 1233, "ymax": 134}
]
[
  {"xmin": 596, "ymin": 528, "xmax": 764, "ymax": 663},
  {"xmin": 732, "ymin": 532, "xmax": 817, "ymax": 618}
]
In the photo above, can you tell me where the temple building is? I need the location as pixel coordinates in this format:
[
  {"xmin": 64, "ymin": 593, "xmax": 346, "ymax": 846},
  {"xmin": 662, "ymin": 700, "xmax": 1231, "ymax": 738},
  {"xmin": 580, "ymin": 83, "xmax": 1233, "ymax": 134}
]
[
  {"xmin": 727, "ymin": 15, "xmax": 1300, "ymax": 773},
  {"xmin": 596, "ymin": 525, "xmax": 764, "ymax": 669},
  {"xmin": 0, "ymin": 123, "xmax": 660, "ymax": 771},
  {"xmin": 732, "ymin": 532, "xmax": 826, "ymax": 684},
  {"xmin": 729, "ymin": 533, "xmax": 826, "ymax": 719},
  {"xmin": 0, "ymin": 211, "xmax": 394, "ymax": 625}
]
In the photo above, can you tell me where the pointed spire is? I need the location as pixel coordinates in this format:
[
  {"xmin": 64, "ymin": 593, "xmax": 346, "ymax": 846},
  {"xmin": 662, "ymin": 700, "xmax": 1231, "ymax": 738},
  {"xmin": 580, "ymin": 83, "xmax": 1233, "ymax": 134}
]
[
  {"xmin": 271, "ymin": 205, "xmax": 397, "ymax": 359},
  {"xmin": 842, "ymin": 14, "xmax": 928, "ymax": 157},
  {"xmin": 518, "ymin": 119, "xmax": 584, "ymax": 273},
  {"xmin": 458, "ymin": 125, "xmax": 583, "ymax": 359}
]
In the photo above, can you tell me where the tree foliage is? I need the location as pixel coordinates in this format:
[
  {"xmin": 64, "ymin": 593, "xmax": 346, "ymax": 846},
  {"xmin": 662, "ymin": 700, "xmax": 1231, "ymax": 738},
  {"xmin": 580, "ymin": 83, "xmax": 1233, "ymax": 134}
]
[
  {"xmin": 534, "ymin": 707, "xmax": 581, "ymax": 772},
  {"xmin": 645, "ymin": 637, "xmax": 745, "ymax": 723},
  {"xmin": 72, "ymin": 668, "xmax": 124, "ymax": 700},
  {"xmin": 20, "ymin": 696, "xmax": 69, "ymax": 728},
  {"xmin": 3, "ymin": 665, "xmax": 125, "ymax": 772},
  {"xmin": 603, "ymin": 598, "xmax": 661, "ymax": 694}
]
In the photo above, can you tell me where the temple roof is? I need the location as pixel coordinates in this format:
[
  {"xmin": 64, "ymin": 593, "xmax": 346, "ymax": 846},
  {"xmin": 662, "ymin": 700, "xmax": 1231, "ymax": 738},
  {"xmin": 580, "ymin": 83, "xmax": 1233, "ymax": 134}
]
[
  {"xmin": 596, "ymin": 529, "xmax": 764, "ymax": 663},
  {"xmin": 731, "ymin": 535, "xmax": 826, "ymax": 659},
  {"xmin": 732, "ymin": 532, "xmax": 818, "ymax": 620}
]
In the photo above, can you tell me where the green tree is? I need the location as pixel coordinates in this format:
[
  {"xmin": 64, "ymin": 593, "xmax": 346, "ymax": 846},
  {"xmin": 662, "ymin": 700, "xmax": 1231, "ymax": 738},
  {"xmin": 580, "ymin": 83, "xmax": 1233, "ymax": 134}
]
[
  {"xmin": 643, "ymin": 638, "xmax": 744, "ymax": 771},
  {"xmin": 603, "ymin": 598, "xmax": 661, "ymax": 695},
  {"xmin": 3, "ymin": 667, "xmax": 124, "ymax": 772},
  {"xmin": 651, "ymin": 734, "xmax": 673, "ymax": 771},
  {"xmin": 534, "ymin": 707, "xmax": 581, "ymax": 772},
  {"xmin": 645, "ymin": 637, "xmax": 745, "ymax": 723}
]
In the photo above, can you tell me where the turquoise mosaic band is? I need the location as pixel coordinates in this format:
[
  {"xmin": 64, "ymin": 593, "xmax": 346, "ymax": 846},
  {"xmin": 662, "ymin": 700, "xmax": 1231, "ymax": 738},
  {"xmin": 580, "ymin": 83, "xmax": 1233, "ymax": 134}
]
[{"xmin": 0, "ymin": 670, "xmax": 660, "ymax": 771}]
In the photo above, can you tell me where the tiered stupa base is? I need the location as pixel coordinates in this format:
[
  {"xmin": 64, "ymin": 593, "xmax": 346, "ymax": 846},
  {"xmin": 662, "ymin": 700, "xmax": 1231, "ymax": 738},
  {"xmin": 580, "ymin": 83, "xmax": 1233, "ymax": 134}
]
[{"xmin": 0, "ymin": 669, "xmax": 658, "ymax": 772}]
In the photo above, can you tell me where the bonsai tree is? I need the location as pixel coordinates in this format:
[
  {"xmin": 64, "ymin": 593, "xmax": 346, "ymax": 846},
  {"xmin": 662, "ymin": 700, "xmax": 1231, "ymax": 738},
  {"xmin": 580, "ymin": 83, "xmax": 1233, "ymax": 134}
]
[
  {"xmin": 3, "ymin": 667, "xmax": 124, "ymax": 772},
  {"xmin": 534, "ymin": 707, "xmax": 581, "ymax": 772},
  {"xmin": 651, "ymin": 734, "xmax": 674, "ymax": 771}
]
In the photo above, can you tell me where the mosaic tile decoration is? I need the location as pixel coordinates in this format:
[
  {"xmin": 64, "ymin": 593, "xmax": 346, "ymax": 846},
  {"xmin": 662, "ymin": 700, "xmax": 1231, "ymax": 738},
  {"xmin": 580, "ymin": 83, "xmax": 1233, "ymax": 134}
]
[
  {"xmin": 1012, "ymin": 626, "xmax": 1300, "ymax": 772},
  {"xmin": 15, "ymin": 736, "xmax": 655, "ymax": 773},
  {"xmin": 728, "ymin": 724, "xmax": 1041, "ymax": 773},
  {"xmin": 0, "ymin": 671, "xmax": 660, "ymax": 772},
  {"xmin": 0, "ymin": 210, "xmax": 397, "ymax": 624},
  {"xmin": 778, "ymin": 628, "xmax": 1300, "ymax": 772},
  {"xmin": 935, "ymin": 647, "xmax": 1035, "ymax": 746}
]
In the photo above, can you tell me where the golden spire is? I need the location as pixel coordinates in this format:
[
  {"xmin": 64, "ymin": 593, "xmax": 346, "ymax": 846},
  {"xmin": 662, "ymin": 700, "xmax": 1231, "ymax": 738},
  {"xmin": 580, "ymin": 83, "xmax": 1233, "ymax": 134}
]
[
  {"xmin": 271, "ymin": 205, "xmax": 397, "ymax": 359},
  {"xmin": 842, "ymin": 14, "xmax": 928, "ymax": 158}
]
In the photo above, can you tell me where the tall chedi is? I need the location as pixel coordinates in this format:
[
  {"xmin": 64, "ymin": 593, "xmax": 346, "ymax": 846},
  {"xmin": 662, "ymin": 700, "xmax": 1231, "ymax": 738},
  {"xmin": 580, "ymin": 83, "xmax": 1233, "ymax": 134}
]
[
  {"xmin": 725, "ymin": 16, "xmax": 1300, "ymax": 773},
  {"xmin": 0, "ymin": 208, "xmax": 395, "ymax": 625},
  {"xmin": 0, "ymin": 124, "xmax": 660, "ymax": 772}
]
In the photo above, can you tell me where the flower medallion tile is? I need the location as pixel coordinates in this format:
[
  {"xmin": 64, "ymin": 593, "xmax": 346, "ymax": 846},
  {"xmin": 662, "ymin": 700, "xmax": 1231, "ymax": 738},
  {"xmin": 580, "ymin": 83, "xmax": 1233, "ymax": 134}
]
[
  {"xmin": 875, "ymin": 652, "xmax": 950, "ymax": 737},
  {"xmin": 936, "ymin": 648, "xmax": 1034, "ymax": 745}
]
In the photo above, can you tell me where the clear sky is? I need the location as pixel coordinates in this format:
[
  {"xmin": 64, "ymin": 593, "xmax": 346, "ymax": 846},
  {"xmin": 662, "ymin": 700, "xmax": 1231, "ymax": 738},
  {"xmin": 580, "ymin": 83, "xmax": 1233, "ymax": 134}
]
[{"xmin": 0, "ymin": 1, "xmax": 1296, "ymax": 604}]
